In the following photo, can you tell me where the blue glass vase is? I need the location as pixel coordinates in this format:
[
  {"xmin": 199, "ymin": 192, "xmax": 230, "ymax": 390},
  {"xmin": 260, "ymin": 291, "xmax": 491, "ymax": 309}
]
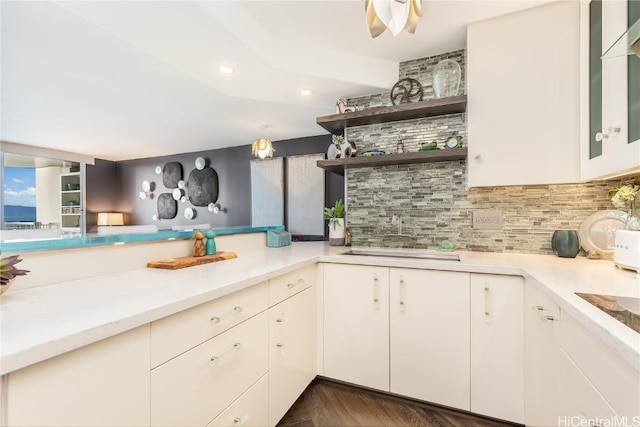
[{"xmin": 551, "ymin": 230, "xmax": 580, "ymax": 258}]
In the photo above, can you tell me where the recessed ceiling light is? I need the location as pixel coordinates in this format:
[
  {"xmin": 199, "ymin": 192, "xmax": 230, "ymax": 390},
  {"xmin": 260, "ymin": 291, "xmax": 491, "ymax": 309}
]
[
  {"xmin": 299, "ymin": 89, "xmax": 313, "ymax": 96},
  {"xmin": 218, "ymin": 65, "xmax": 234, "ymax": 74}
]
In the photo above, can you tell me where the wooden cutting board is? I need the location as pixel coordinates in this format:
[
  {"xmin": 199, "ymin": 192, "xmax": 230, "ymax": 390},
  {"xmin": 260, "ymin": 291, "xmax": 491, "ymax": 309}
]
[{"xmin": 147, "ymin": 252, "xmax": 237, "ymax": 270}]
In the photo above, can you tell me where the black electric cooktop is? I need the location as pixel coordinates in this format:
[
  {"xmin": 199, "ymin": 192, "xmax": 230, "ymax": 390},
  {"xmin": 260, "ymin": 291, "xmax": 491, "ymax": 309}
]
[{"xmin": 575, "ymin": 293, "xmax": 640, "ymax": 334}]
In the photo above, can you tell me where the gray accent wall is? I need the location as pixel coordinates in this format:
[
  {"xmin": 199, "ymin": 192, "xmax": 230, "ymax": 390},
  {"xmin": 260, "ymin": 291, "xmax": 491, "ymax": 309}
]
[{"xmin": 86, "ymin": 135, "xmax": 342, "ymax": 232}]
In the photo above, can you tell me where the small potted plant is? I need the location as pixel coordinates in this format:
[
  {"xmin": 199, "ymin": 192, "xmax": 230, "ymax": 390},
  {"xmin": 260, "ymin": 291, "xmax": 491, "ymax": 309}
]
[
  {"xmin": 1, "ymin": 254, "xmax": 29, "ymax": 296},
  {"xmin": 332, "ymin": 135, "xmax": 344, "ymax": 158},
  {"xmin": 324, "ymin": 199, "xmax": 346, "ymax": 246}
]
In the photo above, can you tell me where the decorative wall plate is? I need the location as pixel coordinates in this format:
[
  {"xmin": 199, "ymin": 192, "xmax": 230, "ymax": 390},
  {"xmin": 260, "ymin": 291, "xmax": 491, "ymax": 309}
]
[
  {"xmin": 578, "ymin": 210, "xmax": 627, "ymax": 257},
  {"xmin": 157, "ymin": 193, "xmax": 177, "ymax": 219},
  {"xmin": 187, "ymin": 167, "xmax": 219, "ymax": 206},
  {"xmin": 162, "ymin": 162, "xmax": 183, "ymax": 188}
]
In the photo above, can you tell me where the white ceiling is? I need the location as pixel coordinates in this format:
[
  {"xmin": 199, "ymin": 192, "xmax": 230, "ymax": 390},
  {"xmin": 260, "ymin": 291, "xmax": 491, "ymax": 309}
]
[{"xmin": 0, "ymin": 0, "xmax": 551, "ymax": 162}]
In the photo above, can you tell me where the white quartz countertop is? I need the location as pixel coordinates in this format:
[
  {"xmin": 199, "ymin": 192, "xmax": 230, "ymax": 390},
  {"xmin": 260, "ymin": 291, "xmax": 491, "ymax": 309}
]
[{"xmin": 1, "ymin": 243, "xmax": 639, "ymax": 375}]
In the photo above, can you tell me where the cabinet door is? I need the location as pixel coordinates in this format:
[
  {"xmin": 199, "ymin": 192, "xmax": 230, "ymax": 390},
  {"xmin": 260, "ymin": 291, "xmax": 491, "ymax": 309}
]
[
  {"xmin": 470, "ymin": 274, "xmax": 524, "ymax": 424},
  {"xmin": 584, "ymin": 0, "xmax": 640, "ymax": 180},
  {"xmin": 467, "ymin": 1, "xmax": 580, "ymax": 186},
  {"xmin": 557, "ymin": 349, "xmax": 619, "ymax": 424},
  {"xmin": 323, "ymin": 263, "xmax": 389, "ymax": 391},
  {"xmin": 389, "ymin": 268, "xmax": 470, "ymax": 410},
  {"xmin": 269, "ymin": 287, "xmax": 315, "ymax": 426},
  {"xmin": 7, "ymin": 325, "xmax": 150, "ymax": 427},
  {"xmin": 525, "ymin": 283, "xmax": 561, "ymax": 427}
]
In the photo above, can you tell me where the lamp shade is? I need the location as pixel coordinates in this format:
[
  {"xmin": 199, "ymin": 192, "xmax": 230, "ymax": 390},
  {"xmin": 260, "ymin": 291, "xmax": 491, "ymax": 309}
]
[
  {"xmin": 251, "ymin": 138, "xmax": 275, "ymax": 159},
  {"xmin": 365, "ymin": 0, "xmax": 422, "ymax": 38},
  {"xmin": 97, "ymin": 212, "xmax": 124, "ymax": 226}
]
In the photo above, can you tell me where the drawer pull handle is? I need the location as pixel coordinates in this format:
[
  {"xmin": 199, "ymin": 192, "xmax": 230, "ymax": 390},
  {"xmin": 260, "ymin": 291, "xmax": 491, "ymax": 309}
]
[
  {"xmin": 233, "ymin": 416, "xmax": 248, "ymax": 425},
  {"xmin": 210, "ymin": 342, "xmax": 242, "ymax": 363},
  {"xmin": 287, "ymin": 279, "xmax": 305, "ymax": 289},
  {"xmin": 484, "ymin": 285, "xmax": 490, "ymax": 320},
  {"xmin": 399, "ymin": 276, "xmax": 405, "ymax": 311},
  {"xmin": 373, "ymin": 274, "xmax": 379, "ymax": 308},
  {"xmin": 211, "ymin": 306, "xmax": 243, "ymax": 323},
  {"xmin": 276, "ymin": 343, "xmax": 284, "ymax": 348},
  {"xmin": 544, "ymin": 315, "xmax": 555, "ymax": 322},
  {"xmin": 276, "ymin": 318, "xmax": 284, "ymax": 323}
]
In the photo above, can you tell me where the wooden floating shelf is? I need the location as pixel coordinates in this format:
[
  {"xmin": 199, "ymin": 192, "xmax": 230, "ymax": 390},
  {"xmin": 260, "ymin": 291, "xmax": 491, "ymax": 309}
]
[
  {"xmin": 317, "ymin": 148, "xmax": 468, "ymax": 175},
  {"xmin": 316, "ymin": 95, "xmax": 467, "ymax": 134}
]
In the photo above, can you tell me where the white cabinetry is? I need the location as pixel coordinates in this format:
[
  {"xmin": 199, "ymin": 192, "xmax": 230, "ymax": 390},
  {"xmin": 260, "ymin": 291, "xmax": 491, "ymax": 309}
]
[
  {"xmin": 389, "ymin": 268, "xmax": 470, "ymax": 410},
  {"xmin": 323, "ymin": 263, "xmax": 390, "ymax": 391},
  {"xmin": 557, "ymin": 350, "xmax": 618, "ymax": 425},
  {"xmin": 560, "ymin": 310, "xmax": 639, "ymax": 421},
  {"xmin": 467, "ymin": 1, "xmax": 580, "ymax": 187},
  {"xmin": 525, "ymin": 282, "xmax": 561, "ymax": 427},
  {"xmin": 526, "ymin": 282, "xmax": 640, "ymax": 426},
  {"xmin": 6, "ymin": 325, "xmax": 150, "ymax": 427},
  {"xmin": 470, "ymin": 274, "xmax": 524, "ymax": 424},
  {"xmin": 150, "ymin": 266, "xmax": 316, "ymax": 427},
  {"xmin": 60, "ymin": 172, "xmax": 82, "ymax": 232},
  {"xmin": 582, "ymin": 0, "xmax": 640, "ymax": 180},
  {"xmin": 151, "ymin": 311, "xmax": 269, "ymax": 427},
  {"xmin": 268, "ymin": 287, "xmax": 315, "ymax": 426},
  {"xmin": 207, "ymin": 374, "xmax": 270, "ymax": 427}
]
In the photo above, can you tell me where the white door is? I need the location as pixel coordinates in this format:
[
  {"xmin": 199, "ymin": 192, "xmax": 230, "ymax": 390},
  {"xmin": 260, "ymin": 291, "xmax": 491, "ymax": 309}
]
[
  {"xmin": 269, "ymin": 288, "xmax": 315, "ymax": 426},
  {"xmin": 470, "ymin": 274, "xmax": 524, "ymax": 423},
  {"xmin": 389, "ymin": 268, "xmax": 470, "ymax": 410},
  {"xmin": 323, "ymin": 263, "xmax": 390, "ymax": 391}
]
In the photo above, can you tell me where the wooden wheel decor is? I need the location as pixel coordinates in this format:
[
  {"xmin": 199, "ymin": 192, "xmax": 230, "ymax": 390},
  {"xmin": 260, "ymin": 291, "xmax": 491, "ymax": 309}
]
[{"xmin": 390, "ymin": 78, "xmax": 424, "ymax": 105}]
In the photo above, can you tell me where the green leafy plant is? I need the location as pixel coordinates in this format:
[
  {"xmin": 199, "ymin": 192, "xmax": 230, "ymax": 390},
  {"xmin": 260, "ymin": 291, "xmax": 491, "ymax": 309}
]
[
  {"xmin": 1, "ymin": 255, "xmax": 29, "ymax": 287},
  {"xmin": 331, "ymin": 135, "xmax": 344, "ymax": 149},
  {"xmin": 324, "ymin": 199, "xmax": 345, "ymax": 229}
]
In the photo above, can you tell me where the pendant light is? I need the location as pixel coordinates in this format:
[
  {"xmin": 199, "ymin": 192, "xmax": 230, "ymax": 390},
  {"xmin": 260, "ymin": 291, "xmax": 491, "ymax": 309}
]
[{"xmin": 365, "ymin": 0, "xmax": 422, "ymax": 38}]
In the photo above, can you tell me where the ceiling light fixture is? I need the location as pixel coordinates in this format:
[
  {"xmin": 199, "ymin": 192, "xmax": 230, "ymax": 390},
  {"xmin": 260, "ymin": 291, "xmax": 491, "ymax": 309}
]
[
  {"xmin": 251, "ymin": 137, "xmax": 275, "ymax": 159},
  {"xmin": 299, "ymin": 89, "xmax": 313, "ymax": 96},
  {"xmin": 217, "ymin": 65, "xmax": 234, "ymax": 74},
  {"xmin": 365, "ymin": 0, "xmax": 422, "ymax": 38}
]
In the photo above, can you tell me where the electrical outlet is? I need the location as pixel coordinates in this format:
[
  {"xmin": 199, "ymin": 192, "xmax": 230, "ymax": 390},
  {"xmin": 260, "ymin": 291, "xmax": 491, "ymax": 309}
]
[{"xmin": 473, "ymin": 210, "xmax": 503, "ymax": 230}]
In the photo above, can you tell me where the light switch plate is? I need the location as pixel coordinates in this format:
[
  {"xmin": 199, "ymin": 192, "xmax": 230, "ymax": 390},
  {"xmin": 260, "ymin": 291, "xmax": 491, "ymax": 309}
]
[{"xmin": 473, "ymin": 210, "xmax": 503, "ymax": 230}]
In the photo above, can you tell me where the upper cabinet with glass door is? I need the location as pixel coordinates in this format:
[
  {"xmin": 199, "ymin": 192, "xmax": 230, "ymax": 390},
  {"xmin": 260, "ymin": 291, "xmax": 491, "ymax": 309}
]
[{"xmin": 583, "ymin": 0, "xmax": 640, "ymax": 180}]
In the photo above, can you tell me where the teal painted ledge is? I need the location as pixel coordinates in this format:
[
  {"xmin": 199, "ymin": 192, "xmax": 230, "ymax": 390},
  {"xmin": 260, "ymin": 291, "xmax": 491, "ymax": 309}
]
[{"xmin": 0, "ymin": 225, "xmax": 284, "ymax": 253}]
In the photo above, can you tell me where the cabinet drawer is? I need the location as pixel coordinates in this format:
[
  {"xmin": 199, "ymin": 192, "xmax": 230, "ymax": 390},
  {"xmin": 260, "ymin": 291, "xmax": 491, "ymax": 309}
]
[
  {"xmin": 268, "ymin": 265, "xmax": 315, "ymax": 306},
  {"xmin": 151, "ymin": 281, "xmax": 268, "ymax": 367},
  {"xmin": 151, "ymin": 311, "xmax": 269, "ymax": 427},
  {"xmin": 207, "ymin": 374, "xmax": 269, "ymax": 427},
  {"xmin": 560, "ymin": 312, "xmax": 640, "ymax": 419}
]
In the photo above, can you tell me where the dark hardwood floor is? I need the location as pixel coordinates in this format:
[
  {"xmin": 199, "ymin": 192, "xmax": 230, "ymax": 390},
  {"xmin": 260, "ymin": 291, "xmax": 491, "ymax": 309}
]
[{"xmin": 277, "ymin": 378, "xmax": 519, "ymax": 427}]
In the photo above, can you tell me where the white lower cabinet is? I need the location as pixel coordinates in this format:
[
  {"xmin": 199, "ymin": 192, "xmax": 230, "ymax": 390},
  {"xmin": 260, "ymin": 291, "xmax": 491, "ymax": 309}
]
[
  {"xmin": 470, "ymin": 274, "xmax": 524, "ymax": 424},
  {"xmin": 525, "ymin": 282, "xmax": 561, "ymax": 427},
  {"xmin": 389, "ymin": 268, "xmax": 470, "ymax": 410},
  {"xmin": 6, "ymin": 325, "xmax": 150, "ymax": 427},
  {"xmin": 323, "ymin": 264, "xmax": 529, "ymax": 422},
  {"xmin": 557, "ymin": 349, "xmax": 618, "ymax": 425},
  {"xmin": 323, "ymin": 263, "xmax": 390, "ymax": 391},
  {"xmin": 268, "ymin": 287, "xmax": 315, "ymax": 426},
  {"xmin": 207, "ymin": 374, "xmax": 270, "ymax": 427},
  {"xmin": 151, "ymin": 311, "xmax": 269, "ymax": 427}
]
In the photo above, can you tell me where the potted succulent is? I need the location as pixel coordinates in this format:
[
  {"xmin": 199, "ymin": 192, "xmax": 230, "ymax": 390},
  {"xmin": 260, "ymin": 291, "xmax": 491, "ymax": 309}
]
[
  {"xmin": 1, "ymin": 254, "xmax": 29, "ymax": 296},
  {"xmin": 324, "ymin": 199, "xmax": 346, "ymax": 246}
]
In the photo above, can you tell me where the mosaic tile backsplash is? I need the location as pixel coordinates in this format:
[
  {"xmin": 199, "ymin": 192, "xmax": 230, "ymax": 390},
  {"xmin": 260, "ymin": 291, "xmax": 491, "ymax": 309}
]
[
  {"xmin": 343, "ymin": 49, "xmax": 626, "ymax": 255},
  {"xmin": 346, "ymin": 162, "xmax": 626, "ymax": 255}
]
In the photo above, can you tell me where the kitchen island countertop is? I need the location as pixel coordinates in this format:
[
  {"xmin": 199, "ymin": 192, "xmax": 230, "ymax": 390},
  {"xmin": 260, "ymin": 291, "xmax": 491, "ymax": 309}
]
[{"xmin": 1, "ymin": 243, "xmax": 638, "ymax": 375}]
